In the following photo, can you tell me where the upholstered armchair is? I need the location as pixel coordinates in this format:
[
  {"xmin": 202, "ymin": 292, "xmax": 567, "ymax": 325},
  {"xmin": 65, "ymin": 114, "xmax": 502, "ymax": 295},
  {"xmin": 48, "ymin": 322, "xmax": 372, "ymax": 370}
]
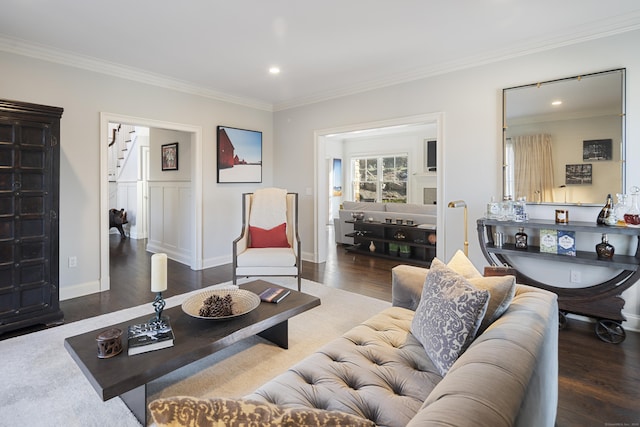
[{"xmin": 233, "ymin": 189, "xmax": 301, "ymax": 291}]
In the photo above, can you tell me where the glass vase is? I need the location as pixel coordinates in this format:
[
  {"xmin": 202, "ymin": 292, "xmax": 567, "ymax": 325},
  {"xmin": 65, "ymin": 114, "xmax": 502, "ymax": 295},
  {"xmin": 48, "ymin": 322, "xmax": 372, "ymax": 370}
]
[{"xmin": 624, "ymin": 186, "xmax": 640, "ymax": 226}]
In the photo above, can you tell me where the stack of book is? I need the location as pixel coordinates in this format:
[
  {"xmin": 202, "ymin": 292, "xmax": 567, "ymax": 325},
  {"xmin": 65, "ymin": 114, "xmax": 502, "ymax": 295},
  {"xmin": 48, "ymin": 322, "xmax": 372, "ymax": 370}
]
[{"xmin": 127, "ymin": 318, "xmax": 175, "ymax": 356}]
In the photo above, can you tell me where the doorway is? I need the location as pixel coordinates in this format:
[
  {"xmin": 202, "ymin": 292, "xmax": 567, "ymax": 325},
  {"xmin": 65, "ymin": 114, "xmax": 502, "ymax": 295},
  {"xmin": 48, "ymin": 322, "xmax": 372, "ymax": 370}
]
[
  {"xmin": 314, "ymin": 113, "xmax": 445, "ymax": 264},
  {"xmin": 100, "ymin": 113, "xmax": 203, "ymax": 292}
]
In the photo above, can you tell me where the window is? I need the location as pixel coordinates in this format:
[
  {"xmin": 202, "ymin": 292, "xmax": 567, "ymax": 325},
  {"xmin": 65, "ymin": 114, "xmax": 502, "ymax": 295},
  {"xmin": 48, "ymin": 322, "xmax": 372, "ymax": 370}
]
[{"xmin": 352, "ymin": 155, "xmax": 408, "ymax": 203}]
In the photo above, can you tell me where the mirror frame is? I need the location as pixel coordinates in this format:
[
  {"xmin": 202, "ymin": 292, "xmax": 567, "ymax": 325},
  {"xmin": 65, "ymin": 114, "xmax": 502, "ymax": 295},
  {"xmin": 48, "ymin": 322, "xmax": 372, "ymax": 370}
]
[{"xmin": 502, "ymin": 68, "xmax": 626, "ymax": 206}]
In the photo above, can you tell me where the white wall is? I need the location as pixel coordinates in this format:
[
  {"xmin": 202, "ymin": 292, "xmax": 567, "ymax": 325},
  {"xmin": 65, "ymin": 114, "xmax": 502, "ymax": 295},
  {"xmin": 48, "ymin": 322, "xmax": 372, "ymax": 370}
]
[
  {"xmin": 0, "ymin": 49, "xmax": 273, "ymax": 299},
  {"xmin": 273, "ymin": 30, "xmax": 640, "ymax": 328},
  {"xmin": 149, "ymin": 128, "xmax": 192, "ymax": 181}
]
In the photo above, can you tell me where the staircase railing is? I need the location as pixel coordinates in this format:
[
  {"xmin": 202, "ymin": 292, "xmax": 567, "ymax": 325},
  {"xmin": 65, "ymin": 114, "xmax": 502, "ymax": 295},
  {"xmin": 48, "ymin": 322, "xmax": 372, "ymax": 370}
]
[{"xmin": 108, "ymin": 124, "xmax": 136, "ymax": 181}]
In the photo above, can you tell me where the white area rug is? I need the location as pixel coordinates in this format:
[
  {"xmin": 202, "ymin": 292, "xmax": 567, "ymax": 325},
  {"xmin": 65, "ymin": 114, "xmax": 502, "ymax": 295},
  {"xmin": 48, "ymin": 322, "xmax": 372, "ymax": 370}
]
[{"xmin": 0, "ymin": 278, "xmax": 390, "ymax": 426}]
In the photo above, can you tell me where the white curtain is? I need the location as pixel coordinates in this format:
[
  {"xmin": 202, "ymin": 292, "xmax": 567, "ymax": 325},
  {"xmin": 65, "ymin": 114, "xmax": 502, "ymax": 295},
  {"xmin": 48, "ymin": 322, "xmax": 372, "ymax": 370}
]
[{"xmin": 513, "ymin": 134, "xmax": 555, "ymax": 202}]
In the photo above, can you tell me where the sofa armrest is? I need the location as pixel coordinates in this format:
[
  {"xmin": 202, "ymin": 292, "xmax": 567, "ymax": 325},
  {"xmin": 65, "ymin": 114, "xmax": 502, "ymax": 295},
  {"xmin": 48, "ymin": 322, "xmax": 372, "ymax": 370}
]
[
  {"xmin": 408, "ymin": 285, "xmax": 558, "ymax": 427},
  {"xmin": 391, "ymin": 265, "xmax": 428, "ymax": 310}
]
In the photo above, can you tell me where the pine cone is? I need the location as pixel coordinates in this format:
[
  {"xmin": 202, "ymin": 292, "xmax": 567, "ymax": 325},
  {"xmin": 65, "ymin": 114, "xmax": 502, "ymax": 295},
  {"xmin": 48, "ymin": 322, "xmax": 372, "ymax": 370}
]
[{"xmin": 199, "ymin": 294, "xmax": 234, "ymax": 317}]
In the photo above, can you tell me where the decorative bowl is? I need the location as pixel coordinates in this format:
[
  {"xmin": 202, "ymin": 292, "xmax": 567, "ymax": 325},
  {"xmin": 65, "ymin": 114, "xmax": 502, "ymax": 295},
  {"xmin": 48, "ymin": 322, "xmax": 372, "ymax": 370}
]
[
  {"xmin": 181, "ymin": 289, "xmax": 260, "ymax": 320},
  {"xmin": 351, "ymin": 212, "xmax": 365, "ymax": 221}
]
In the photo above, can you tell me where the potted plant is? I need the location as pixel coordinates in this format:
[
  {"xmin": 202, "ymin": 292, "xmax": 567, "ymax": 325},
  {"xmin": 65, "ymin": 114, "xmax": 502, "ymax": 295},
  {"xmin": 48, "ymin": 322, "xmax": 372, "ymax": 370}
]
[
  {"xmin": 388, "ymin": 243, "xmax": 399, "ymax": 256},
  {"xmin": 399, "ymin": 244, "xmax": 411, "ymax": 258}
]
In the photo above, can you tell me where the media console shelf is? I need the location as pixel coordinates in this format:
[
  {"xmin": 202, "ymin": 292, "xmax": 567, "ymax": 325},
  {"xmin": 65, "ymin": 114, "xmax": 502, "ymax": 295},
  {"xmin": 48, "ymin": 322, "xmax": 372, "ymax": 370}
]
[
  {"xmin": 345, "ymin": 220, "xmax": 436, "ymax": 267},
  {"xmin": 477, "ymin": 218, "xmax": 640, "ymax": 343}
]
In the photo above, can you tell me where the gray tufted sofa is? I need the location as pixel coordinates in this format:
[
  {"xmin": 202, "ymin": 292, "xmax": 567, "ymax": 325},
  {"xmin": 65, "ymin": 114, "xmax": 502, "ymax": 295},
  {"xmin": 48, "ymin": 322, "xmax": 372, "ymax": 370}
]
[{"xmin": 245, "ymin": 264, "xmax": 559, "ymax": 427}]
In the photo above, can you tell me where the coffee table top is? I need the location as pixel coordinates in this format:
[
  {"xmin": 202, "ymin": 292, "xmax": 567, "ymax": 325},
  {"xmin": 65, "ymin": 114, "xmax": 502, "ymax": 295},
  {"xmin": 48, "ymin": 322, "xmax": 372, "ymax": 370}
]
[{"xmin": 64, "ymin": 280, "xmax": 320, "ymax": 401}]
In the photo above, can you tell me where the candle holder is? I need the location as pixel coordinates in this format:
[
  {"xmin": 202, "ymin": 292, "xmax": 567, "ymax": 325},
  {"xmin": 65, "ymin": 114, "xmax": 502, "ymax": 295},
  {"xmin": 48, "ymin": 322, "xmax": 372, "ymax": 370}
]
[{"xmin": 150, "ymin": 291, "xmax": 168, "ymax": 325}]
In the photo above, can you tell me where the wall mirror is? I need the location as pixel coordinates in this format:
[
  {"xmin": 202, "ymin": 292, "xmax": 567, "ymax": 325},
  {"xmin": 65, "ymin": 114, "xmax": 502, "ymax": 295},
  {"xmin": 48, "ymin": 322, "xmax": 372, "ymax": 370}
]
[{"xmin": 503, "ymin": 68, "xmax": 625, "ymax": 205}]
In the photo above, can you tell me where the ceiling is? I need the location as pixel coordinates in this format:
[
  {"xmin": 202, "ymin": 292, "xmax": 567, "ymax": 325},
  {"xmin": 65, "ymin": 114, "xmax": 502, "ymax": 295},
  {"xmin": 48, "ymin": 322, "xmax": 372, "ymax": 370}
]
[{"xmin": 1, "ymin": 1, "xmax": 640, "ymax": 111}]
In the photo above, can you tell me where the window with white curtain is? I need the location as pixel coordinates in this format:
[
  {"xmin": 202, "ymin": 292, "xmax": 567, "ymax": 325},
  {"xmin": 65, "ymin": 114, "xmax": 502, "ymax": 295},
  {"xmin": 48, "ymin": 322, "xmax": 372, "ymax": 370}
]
[{"xmin": 509, "ymin": 134, "xmax": 555, "ymax": 202}]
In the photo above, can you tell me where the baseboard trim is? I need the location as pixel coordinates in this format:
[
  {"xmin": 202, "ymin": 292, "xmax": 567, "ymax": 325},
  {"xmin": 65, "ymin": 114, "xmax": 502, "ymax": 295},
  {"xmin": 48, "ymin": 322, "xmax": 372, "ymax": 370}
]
[{"xmin": 60, "ymin": 279, "xmax": 101, "ymax": 301}]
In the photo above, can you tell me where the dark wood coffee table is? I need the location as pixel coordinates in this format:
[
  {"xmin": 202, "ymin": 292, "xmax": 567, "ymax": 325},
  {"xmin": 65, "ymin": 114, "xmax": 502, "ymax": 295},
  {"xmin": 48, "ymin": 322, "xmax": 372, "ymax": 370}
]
[{"xmin": 64, "ymin": 280, "xmax": 320, "ymax": 424}]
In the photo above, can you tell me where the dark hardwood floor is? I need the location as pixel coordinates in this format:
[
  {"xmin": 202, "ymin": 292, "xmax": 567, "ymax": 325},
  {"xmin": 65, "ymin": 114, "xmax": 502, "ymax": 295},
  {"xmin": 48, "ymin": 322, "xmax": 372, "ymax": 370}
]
[{"xmin": 5, "ymin": 232, "xmax": 640, "ymax": 426}]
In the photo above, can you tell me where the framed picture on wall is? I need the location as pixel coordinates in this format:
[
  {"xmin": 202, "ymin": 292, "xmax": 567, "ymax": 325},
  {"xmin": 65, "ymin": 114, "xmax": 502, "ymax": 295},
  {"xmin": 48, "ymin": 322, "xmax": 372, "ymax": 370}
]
[
  {"xmin": 566, "ymin": 163, "xmax": 592, "ymax": 185},
  {"xmin": 161, "ymin": 142, "xmax": 179, "ymax": 171},
  {"xmin": 332, "ymin": 158, "xmax": 342, "ymax": 196},
  {"xmin": 217, "ymin": 126, "xmax": 262, "ymax": 183},
  {"xmin": 583, "ymin": 139, "xmax": 612, "ymax": 161}
]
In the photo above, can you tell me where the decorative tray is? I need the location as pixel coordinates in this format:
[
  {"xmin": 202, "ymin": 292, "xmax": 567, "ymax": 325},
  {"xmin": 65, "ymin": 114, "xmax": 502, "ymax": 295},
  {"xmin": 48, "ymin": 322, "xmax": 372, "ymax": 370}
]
[{"xmin": 181, "ymin": 288, "xmax": 261, "ymax": 320}]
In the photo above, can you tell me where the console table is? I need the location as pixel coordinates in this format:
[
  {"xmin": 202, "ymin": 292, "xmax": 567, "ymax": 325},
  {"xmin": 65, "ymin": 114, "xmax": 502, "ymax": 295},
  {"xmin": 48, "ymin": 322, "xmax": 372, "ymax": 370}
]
[
  {"xmin": 477, "ymin": 218, "xmax": 640, "ymax": 343},
  {"xmin": 345, "ymin": 220, "xmax": 436, "ymax": 266}
]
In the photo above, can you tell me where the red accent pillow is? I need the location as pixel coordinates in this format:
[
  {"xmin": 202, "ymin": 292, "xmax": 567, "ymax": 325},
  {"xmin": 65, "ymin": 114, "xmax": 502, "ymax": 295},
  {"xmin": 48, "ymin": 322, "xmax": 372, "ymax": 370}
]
[{"xmin": 249, "ymin": 223, "xmax": 290, "ymax": 248}]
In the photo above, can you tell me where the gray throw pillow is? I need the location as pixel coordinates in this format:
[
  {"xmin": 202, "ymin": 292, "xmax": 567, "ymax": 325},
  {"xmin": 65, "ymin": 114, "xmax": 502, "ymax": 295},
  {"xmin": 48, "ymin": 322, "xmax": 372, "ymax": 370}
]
[{"xmin": 411, "ymin": 258, "xmax": 490, "ymax": 376}]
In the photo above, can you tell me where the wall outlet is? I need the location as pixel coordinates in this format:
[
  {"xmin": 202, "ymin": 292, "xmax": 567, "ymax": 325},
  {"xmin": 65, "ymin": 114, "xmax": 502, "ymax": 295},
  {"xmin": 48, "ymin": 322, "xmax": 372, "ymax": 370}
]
[
  {"xmin": 570, "ymin": 270, "xmax": 581, "ymax": 283},
  {"xmin": 68, "ymin": 256, "xmax": 77, "ymax": 268}
]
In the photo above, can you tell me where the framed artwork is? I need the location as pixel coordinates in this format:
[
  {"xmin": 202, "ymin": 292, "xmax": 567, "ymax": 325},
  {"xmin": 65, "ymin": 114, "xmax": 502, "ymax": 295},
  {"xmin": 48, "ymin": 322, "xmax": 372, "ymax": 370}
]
[
  {"xmin": 161, "ymin": 142, "xmax": 179, "ymax": 171},
  {"xmin": 583, "ymin": 139, "xmax": 612, "ymax": 161},
  {"xmin": 332, "ymin": 158, "xmax": 342, "ymax": 196},
  {"xmin": 217, "ymin": 125, "xmax": 262, "ymax": 183},
  {"xmin": 566, "ymin": 163, "xmax": 592, "ymax": 185}
]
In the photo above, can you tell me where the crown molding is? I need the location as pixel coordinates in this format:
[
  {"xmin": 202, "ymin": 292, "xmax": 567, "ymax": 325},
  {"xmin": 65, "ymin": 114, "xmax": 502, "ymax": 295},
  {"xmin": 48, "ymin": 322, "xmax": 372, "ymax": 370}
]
[
  {"xmin": 2, "ymin": 11, "xmax": 640, "ymax": 114},
  {"xmin": 0, "ymin": 35, "xmax": 274, "ymax": 112}
]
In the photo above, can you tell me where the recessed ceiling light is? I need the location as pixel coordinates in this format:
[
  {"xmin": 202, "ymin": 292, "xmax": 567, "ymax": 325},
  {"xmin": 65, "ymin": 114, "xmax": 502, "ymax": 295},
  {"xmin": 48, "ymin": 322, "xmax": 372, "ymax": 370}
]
[
  {"xmin": 269, "ymin": 67, "xmax": 281, "ymax": 75},
  {"xmin": 552, "ymin": 100, "xmax": 562, "ymax": 106}
]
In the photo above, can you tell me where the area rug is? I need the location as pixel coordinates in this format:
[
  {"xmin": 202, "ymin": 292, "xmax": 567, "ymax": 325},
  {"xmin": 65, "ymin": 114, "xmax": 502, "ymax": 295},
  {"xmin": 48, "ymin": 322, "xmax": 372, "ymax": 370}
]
[{"xmin": 0, "ymin": 278, "xmax": 391, "ymax": 427}]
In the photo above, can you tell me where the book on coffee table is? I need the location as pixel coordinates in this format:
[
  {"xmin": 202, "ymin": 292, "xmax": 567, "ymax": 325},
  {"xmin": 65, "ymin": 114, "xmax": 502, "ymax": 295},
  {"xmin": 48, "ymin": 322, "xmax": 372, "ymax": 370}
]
[
  {"xmin": 259, "ymin": 287, "xmax": 290, "ymax": 303},
  {"xmin": 127, "ymin": 319, "xmax": 175, "ymax": 356}
]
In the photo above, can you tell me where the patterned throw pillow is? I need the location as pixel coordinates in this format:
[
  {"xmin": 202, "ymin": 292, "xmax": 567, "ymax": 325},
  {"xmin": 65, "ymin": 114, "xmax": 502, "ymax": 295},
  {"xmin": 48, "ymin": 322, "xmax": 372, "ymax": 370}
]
[
  {"xmin": 148, "ymin": 396, "xmax": 376, "ymax": 427},
  {"xmin": 411, "ymin": 258, "xmax": 490, "ymax": 376}
]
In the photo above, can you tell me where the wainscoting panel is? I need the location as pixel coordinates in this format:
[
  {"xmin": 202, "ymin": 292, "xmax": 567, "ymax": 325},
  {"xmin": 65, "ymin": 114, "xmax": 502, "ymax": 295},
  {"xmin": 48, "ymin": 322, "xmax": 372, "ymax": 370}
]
[{"xmin": 147, "ymin": 181, "xmax": 192, "ymax": 265}]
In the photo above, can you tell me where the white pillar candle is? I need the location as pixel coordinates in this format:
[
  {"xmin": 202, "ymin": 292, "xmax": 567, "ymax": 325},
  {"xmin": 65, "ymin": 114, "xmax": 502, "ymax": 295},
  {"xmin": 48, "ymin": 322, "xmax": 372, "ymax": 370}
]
[{"xmin": 151, "ymin": 253, "xmax": 168, "ymax": 292}]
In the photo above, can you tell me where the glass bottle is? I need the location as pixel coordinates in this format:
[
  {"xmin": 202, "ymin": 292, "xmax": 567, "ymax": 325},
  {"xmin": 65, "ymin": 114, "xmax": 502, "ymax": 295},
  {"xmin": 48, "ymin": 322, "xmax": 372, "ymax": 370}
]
[
  {"xmin": 595, "ymin": 233, "xmax": 615, "ymax": 259},
  {"xmin": 624, "ymin": 186, "xmax": 640, "ymax": 226},
  {"xmin": 513, "ymin": 197, "xmax": 528, "ymax": 222},
  {"xmin": 597, "ymin": 194, "xmax": 614, "ymax": 225},
  {"xmin": 515, "ymin": 227, "xmax": 528, "ymax": 249},
  {"xmin": 614, "ymin": 193, "xmax": 628, "ymax": 226}
]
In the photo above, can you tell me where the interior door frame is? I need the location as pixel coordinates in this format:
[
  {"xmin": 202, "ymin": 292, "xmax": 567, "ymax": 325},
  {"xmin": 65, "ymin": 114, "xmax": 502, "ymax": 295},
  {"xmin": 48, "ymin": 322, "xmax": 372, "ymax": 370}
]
[
  {"xmin": 313, "ymin": 112, "xmax": 445, "ymax": 263},
  {"xmin": 99, "ymin": 113, "xmax": 203, "ymax": 291}
]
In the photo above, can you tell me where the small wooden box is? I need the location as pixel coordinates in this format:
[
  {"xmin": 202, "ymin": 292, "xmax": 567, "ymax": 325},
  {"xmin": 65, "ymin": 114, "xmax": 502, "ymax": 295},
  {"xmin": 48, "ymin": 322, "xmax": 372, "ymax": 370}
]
[{"xmin": 484, "ymin": 266, "xmax": 517, "ymax": 277}]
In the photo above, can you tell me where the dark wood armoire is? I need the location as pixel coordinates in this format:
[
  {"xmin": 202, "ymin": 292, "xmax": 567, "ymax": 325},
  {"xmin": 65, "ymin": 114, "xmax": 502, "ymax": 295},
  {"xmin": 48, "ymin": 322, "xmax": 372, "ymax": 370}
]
[{"xmin": 0, "ymin": 99, "xmax": 63, "ymax": 335}]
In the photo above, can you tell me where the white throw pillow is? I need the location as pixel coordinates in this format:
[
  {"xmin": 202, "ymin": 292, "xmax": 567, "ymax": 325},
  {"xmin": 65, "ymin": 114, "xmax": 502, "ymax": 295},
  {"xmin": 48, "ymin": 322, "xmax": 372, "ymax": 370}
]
[
  {"xmin": 447, "ymin": 249, "xmax": 483, "ymax": 279},
  {"xmin": 411, "ymin": 258, "xmax": 489, "ymax": 376}
]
